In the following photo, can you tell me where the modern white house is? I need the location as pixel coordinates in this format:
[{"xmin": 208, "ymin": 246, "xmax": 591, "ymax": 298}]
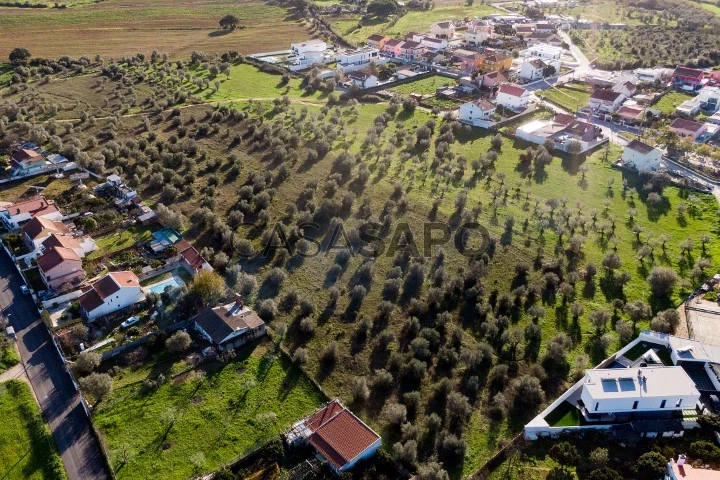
[
  {"xmin": 496, "ymin": 84, "xmax": 531, "ymax": 110},
  {"xmin": 521, "ymin": 43, "xmax": 563, "ymax": 60},
  {"xmin": 291, "ymin": 39, "xmax": 328, "ymax": 56},
  {"xmin": 520, "ymin": 58, "xmax": 547, "ymax": 81},
  {"xmin": 677, "ymin": 86, "xmax": 720, "ymax": 116},
  {"xmin": 525, "ymin": 330, "xmax": 720, "ymax": 441},
  {"xmin": 612, "ymin": 81, "xmax": 637, "ymax": 99},
  {"xmin": 338, "ymin": 47, "xmax": 379, "ymax": 66},
  {"xmin": 79, "ymin": 271, "xmax": 145, "ymax": 321},
  {"xmin": 286, "ymin": 399, "xmax": 382, "ymax": 474},
  {"xmin": 0, "ymin": 196, "xmax": 62, "ymax": 230},
  {"xmin": 622, "ymin": 139, "xmax": 663, "ymax": 171},
  {"xmin": 581, "ymin": 367, "xmax": 699, "ymax": 415},
  {"xmin": 193, "ymin": 296, "xmax": 266, "ymax": 352},
  {"xmin": 419, "ymin": 35, "xmax": 447, "ymax": 51},
  {"xmin": 458, "ymin": 99, "xmax": 497, "ymax": 128}
]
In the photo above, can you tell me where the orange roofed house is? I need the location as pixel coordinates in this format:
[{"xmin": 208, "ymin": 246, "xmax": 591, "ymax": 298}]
[
  {"xmin": 79, "ymin": 271, "xmax": 145, "ymax": 321},
  {"xmin": 286, "ymin": 399, "xmax": 382, "ymax": 474}
]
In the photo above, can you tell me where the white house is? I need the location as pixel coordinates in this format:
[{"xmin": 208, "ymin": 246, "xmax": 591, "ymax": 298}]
[
  {"xmin": 79, "ymin": 271, "xmax": 145, "ymax": 321},
  {"xmin": 464, "ymin": 27, "xmax": 489, "ymax": 46},
  {"xmin": 698, "ymin": 86, "xmax": 720, "ymax": 113},
  {"xmin": 430, "ymin": 21, "xmax": 456, "ymax": 39},
  {"xmin": 338, "ymin": 47, "xmax": 379, "ymax": 66},
  {"xmin": 496, "ymin": 84, "xmax": 531, "ymax": 110},
  {"xmin": 580, "ymin": 367, "xmax": 699, "ymax": 416},
  {"xmin": 589, "ymin": 88, "xmax": 625, "ymax": 113},
  {"xmin": 622, "ymin": 139, "xmax": 662, "ymax": 171},
  {"xmin": 291, "ymin": 39, "xmax": 327, "ymax": 56},
  {"xmin": 419, "ymin": 35, "xmax": 447, "ymax": 51},
  {"xmin": 521, "ymin": 43, "xmax": 563, "ymax": 60},
  {"xmin": 520, "ymin": 58, "xmax": 547, "ymax": 81},
  {"xmin": 286, "ymin": 399, "xmax": 382, "ymax": 474},
  {"xmin": 0, "ymin": 196, "xmax": 62, "ymax": 230},
  {"xmin": 193, "ymin": 296, "xmax": 266, "ymax": 352},
  {"xmin": 346, "ymin": 71, "xmax": 378, "ymax": 89},
  {"xmin": 458, "ymin": 99, "xmax": 497, "ymax": 127}
]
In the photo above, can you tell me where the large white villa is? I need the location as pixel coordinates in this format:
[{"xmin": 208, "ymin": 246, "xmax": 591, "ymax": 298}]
[{"xmin": 525, "ymin": 330, "xmax": 720, "ymax": 440}]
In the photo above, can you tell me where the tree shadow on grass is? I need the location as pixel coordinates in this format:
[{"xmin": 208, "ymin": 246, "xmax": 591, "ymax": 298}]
[{"xmin": 208, "ymin": 29, "xmax": 234, "ymax": 37}]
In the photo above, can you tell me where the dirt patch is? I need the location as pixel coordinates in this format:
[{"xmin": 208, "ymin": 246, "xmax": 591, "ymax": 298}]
[
  {"xmin": 236, "ymin": 368, "xmax": 246, "ymax": 375},
  {"xmin": 191, "ymin": 396, "xmax": 203, "ymax": 404},
  {"xmin": 172, "ymin": 371, "xmax": 192, "ymax": 385},
  {"xmin": 162, "ymin": 442, "xmax": 173, "ymax": 451}
]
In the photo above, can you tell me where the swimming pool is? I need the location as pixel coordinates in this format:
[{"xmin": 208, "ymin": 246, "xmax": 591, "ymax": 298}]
[{"xmin": 147, "ymin": 276, "xmax": 183, "ymax": 294}]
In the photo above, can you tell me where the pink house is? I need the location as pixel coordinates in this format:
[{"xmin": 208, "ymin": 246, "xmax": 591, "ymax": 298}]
[
  {"xmin": 37, "ymin": 246, "xmax": 85, "ymax": 291},
  {"xmin": 382, "ymin": 39, "xmax": 403, "ymax": 57},
  {"xmin": 669, "ymin": 118, "xmax": 707, "ymax": 141}
]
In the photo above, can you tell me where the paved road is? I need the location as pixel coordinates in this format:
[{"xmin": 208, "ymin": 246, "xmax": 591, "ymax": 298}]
[{"xmin": 0, "ymin": 250, "xmax": 111, "ymax": 480}]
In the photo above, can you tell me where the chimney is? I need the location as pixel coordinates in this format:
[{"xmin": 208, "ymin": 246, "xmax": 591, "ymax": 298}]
[{"xmin": 235, "ymin": 293, "xmax": 244, "ymax": 309}]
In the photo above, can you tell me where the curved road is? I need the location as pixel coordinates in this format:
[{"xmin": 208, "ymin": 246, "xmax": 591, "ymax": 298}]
[{"xmin": 0, "ymin": 250, "xmax": 110, "ymax": 480}]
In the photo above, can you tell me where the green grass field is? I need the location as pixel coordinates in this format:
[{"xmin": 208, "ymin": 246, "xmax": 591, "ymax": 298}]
[
  {"xmin": 0, "ymin": 344, "xmax": 20, "ymax": 374},
  {"xmin": 699, "ymin": 1, "xmax": 720, "ymax": 16},
  {"xmin": 0, "ymin": 380, "xmax": 66, "ymax": 480},
  {"xmin": 388, "ymin": 75, "xmax": 456, "ymax": 96},
  {"xmin": 538, "ymin": 86, "xmax": 591, "ymax": 113},
  {"xmin": 331, "ymin": 3, "xmax": 500, "ymax": 46},
  {"xmin": 87, "ymin": 226, "xmax": 154, "ymax": 261},
  {"xmin": 654, "ymin": 90, "xmax": 696, "ymax": 115},
  {"xmin": 93, "ymin": 341, "xmax": 326, "ymax": 479}
]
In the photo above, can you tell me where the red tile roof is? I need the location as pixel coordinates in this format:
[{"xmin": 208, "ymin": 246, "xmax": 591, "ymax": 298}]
[
  {"xmin": 553, "ymin": 113, "xmax": 576, "ymax": 126},
  {"xmin": 673, "ymin": 66, "xmax": 704, "ymax": 79},
  {"xmin": 528, "ymin": 59, "xmax": 546, "ymax": 69},
  {"xmin": 384, "ymin": 39, "xmax": 402, "ymax": 47},
  {"xmin": 474, "ymin": 99, "xmax": 496, "ymax": 110},
  {"xmin": 670, "ymin": 117, "xmax": 704, "ymax": 132},
  {"xmin": 37, "ymin": 246, "xmax": 81, "ymax": 273},
  {"xmin": 13, "ymin": 149, "xmax": 43, "ymax": 162},
  {"xmin": 306, "ymin": 401, "xmax": 380, "ymax": 470},
  {"xmin": 3, "ymin": 196, "xmax": 57, "ymax": 217},
  {"xmin": 367, "ymin": 34, "xmax": 386, "ymax": 42},
  {"xmin": 626, "ymin": 139, "xmax": 656, "ymax": 154},
  {"xmin": 617, "ymin": 105, "xmax": 643, "ymax": 119},
  {"xmin": 176, "ymin": 240, "xmax": 208, "ymax": 271},
  {"xmin": 590, "ymin": 89, "xmax": 623, "ymax": 102},
  {"xmin": 42, "ymin": 233, "xmax": 82, "ymax": 251},
  {"xmin": 402, "ymin": 41, "xmax": 422, "ymax": 49},
  {"xmin": 498, "ymin": 84, "xmax": 528, "ymax": 97}
]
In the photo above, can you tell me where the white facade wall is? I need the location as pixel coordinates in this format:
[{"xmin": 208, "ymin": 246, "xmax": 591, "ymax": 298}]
[
  {"xmin": 459, "ymin": 102, "xmax": 495, "ymax": 127},
  {"xmin": 520, "ymin": 62, "xmax": 544, "ymax": 81},
  {"xmin": 339, "ymin": 48, "xmax": 379, "ymax": 66},
  {"xmin": 86, "ymin": 287, "xmax": 145, "ymax": 321},
  {"xmin": 580, "ymin": 386, "xmax": 699, "ymax": 414},
  {"xmin": 622, "ymin": 147, "xmax": 662, "ymax": 171},
  {"xmin": 335, "ymin": 438, "xmax": 382, "ymax": 473},
  {"xmin": 464, "ymin": 30, "xmax": 489, "ymax": 45},
  {"xmin": 496, "ymin": 91, "xmax": 529, "ymax": 110},
  {"xmin": 291, "ymin": 40, "xmax": 327, "ymax": 55}
]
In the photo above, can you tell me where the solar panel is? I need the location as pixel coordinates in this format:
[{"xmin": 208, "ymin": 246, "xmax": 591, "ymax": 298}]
[
  {"xmin": 618, "ymin": 378, "xmax": 636, "ymax": 392},
  {"xmin": 601, "ymin": 378, "xmax": 619, "ymax": 392}
]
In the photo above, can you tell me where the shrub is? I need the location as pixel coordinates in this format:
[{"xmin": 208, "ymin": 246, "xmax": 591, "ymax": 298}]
[
  {"xmin": 549, "ymin": 441, "xmax": 580, "ymax": 467},
  {"xmin": 292, "ymin": 347, "xmax": 308, "ymax": 364},
  {"xmin": 75, "ymin": 350, "xmax": 101, "ymax": 376},
  {"xmin": 352, "ymin": 377, "xmax": 370, "ymax": 402},
  {"xmin": 636, "ymin": 452, "xmax": 667, "ymax": 480},
  {"xmin": 165, "ymin": 330, "xmax": 192, "ymax": 353}
]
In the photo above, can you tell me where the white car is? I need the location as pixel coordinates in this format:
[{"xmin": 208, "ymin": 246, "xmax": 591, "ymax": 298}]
[{"xmin": 121, "ymin": 316, "xmax": 140, "ymax": 329}]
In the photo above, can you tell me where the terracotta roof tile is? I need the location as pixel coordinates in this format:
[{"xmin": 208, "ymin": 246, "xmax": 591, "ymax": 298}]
[
  {"xmin": 22, "ymin": 216, "xmax": 69, "ymax": 240},
  {"xmin": 591, "ymin": 89, "xmax": 623, "ymax": 102},
  {"xmin": 308, "ymin": 407, "xmax": 380, "ymax": 470},
  {"xmin": 37, "ymin": 246, "xmax": 81, "ymax": 273},
  {"xmin": 670, "ymin": 117, "xmax": 704, "ymax": 132},
  {"xmin": 673, "ymin": 66, "xmax": 704, "ymax": 79},
  {"xmin": 498, "ymin": 84, "xmax": 528, "ymax": 97},
  {"xmin": 627, "ymin": 139, "xmax": 656, "ymax": 154}
]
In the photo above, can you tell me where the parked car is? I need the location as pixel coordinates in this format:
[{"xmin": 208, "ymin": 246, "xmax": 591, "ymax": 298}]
[
  {"xmin": 20, "ymin": 285, "xmax": 30, "ymax": 295},
  {"xmin": 121, "ymin": 316, "xmax": 140, "ymax": 329}
]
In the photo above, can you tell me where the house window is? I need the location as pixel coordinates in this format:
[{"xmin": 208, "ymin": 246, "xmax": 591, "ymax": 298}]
[
  {"xmin": 660, "ymin": 400, "xmax": 666, "ymax": 409},
  {"xmin": 632, "ymin": 401, "xmax": 639, "ymax": 410},
  {"xmin": 676, "ymin": 399, "xmax": 682, "ymax": 407},
  {"xmin": 594, "ymin": 402, "xmax": 599, "ymax": 411}
]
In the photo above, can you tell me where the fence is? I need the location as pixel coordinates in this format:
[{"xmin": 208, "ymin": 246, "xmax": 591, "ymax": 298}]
[
  {"xmin": 100, "ymin": 319, "xmax": 189, "ymax": 361},
  {"xmin": 138, "ymin": 260, "xmax": 181, "ymax": 281},
  {"xmin": 42, "ymin": 288, "xmax": 84, "ymax": 309}
]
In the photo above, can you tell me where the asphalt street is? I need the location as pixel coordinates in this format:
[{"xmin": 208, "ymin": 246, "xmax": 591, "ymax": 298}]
[{"xmin": 0, "ymin": 249, "xmax": 110, "ymax": 480}]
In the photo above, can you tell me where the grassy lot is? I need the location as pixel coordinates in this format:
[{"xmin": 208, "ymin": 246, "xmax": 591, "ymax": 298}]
[
  {"xmin": 94, "ymin": 341, "xmax": 326, "ymax": 480},
  {"xmin": 388, "ymin": 75, "xmax": 456, "ymax": 96},
  {"xmin": 654, "ymin": 90, "xmax": 696, "ymax": 115},
  {"xmin": 0, "ymin": 0, "xmax": 311, "ymax": 59},
  {"xmin": 87, "ymin": 226, "xmax": 154, "ymax": 261},
  {"xmin": 543, "ymin": 401, "xmax": 581, "ymax": 427},
  {"xmin": 699, "ymin": 1, "xmax": 720, "ymax": 16},
  {"xmin": 331, "ymin": 3, "xmax": 500, "ymax": 46},
  {"xmin": 0, "ymin": 344, "xmax": 20, "ymax": 374},
  {"xmin": 0, "ymin": 380, "xmax": 66, "ymax": 480},
  {"xmin": 548, "ymin": 0, "xmax": 673, "ymax": 26},
  {"xmin": 537, "ymin": 85, "xmax": 591, "ymax": 113}
]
